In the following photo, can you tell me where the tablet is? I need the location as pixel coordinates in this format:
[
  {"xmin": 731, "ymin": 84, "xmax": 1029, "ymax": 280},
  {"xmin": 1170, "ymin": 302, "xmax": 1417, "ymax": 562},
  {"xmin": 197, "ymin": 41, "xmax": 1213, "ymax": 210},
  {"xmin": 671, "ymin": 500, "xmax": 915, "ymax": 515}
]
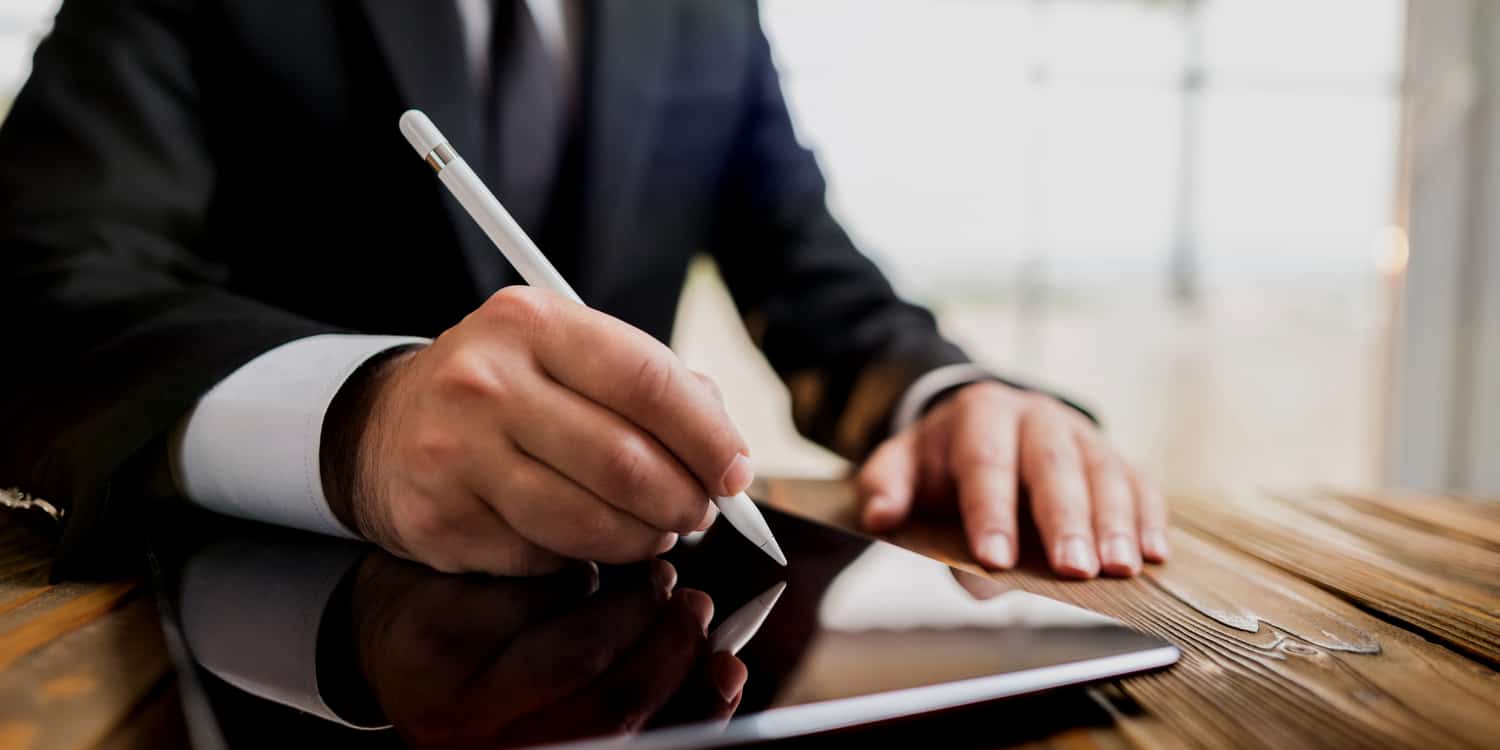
[{"xmin": 152, "ymin": 502, "xmax": 1178, "ymax": 749}]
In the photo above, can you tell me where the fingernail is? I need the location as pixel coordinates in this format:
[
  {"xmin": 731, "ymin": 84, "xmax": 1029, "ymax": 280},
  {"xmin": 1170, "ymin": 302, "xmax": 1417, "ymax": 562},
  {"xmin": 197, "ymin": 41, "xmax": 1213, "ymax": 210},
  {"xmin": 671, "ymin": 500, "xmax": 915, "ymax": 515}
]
[
  {"xmin": 696, "ymin": 503, "xmax": 719, "ymax": 531},
  {"xmin": 1102, "ymin": 535, "xmax": 1140, "ymax": 574},
  {"xmin": 656, "ymin": 533, "xmax": 680, "ymax": 555},
  {"xmin": 720, "ymin": 453, "xmax": 754, "ymax": 496},
  {"xmin": 1142, "ymin": 529, "xmax": 1170, "ymax": 562},
  {"xmin": 865, "ymin": 493, "xmax": 896, "ymax": 524},
  {"xmin": 713, "ymin": 660, "xmax": 747, "ymax": 702},
  {"xmin": 979, "ymin": 533, "xmax": 1014, "ymax": 569},
  {"xmin": 1055, "ymin": 537, "xmax": 1098, "ymax": 578}
]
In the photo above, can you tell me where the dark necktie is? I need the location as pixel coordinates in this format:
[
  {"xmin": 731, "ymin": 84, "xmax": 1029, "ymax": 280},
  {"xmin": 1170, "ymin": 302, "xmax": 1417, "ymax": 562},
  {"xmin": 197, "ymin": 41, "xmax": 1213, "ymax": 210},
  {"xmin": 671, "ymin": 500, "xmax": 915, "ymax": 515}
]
[{"xmin": 486, "ymin": 0, "xmax": 567, "ymax": 239}]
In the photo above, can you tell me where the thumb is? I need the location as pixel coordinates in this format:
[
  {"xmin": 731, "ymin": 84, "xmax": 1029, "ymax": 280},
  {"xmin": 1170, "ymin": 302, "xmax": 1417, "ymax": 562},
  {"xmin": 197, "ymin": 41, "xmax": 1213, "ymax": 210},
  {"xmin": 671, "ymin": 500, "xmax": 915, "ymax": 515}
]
[{"xmin": 855, "ymin": 429, "xmax": 920, "ymax": 532}]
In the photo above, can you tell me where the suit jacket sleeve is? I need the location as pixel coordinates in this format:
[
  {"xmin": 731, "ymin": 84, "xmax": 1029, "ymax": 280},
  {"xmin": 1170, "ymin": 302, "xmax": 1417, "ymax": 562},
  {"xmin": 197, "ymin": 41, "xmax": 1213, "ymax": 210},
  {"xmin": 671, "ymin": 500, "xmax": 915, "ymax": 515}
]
[
  {"xmin": 0, "ymin": 0, "xmax": 339, "ymax": 573},
  {"xmin": 705, "ymin": 5, "xmax": 973, "ymax": 462}
]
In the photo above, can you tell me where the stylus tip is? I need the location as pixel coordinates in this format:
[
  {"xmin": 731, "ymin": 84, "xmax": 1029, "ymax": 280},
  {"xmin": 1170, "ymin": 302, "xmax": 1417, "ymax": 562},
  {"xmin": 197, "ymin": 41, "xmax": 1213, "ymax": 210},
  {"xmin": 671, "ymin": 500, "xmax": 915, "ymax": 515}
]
[{"xmin": 761, "ymin": 537, "xmax": 788, "ymax": 566}]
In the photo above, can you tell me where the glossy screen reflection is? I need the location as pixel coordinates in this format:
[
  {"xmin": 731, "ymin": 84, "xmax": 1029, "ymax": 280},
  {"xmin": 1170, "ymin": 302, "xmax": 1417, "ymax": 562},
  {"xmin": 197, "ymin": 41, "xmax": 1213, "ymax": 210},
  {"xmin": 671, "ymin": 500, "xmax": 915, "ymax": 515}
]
[{"xmin": 155, "ymin": 504, "xmax": 1176, "ymax": 749}]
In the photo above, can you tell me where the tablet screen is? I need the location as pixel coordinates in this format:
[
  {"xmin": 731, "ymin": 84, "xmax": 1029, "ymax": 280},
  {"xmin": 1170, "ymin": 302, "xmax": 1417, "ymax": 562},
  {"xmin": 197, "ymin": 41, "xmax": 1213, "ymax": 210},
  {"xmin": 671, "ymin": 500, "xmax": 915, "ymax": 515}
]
[{"xmin": 154, "ymin": 503, "xmax": 1176, "ymax": 749}]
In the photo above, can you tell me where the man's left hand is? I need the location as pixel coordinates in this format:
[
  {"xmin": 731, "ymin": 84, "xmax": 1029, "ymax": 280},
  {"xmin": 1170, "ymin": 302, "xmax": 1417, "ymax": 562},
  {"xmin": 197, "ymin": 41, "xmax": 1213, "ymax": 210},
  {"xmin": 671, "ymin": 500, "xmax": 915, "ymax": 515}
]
[{"xmin": 855, "ymin": 381, "xmax": 1168, "ymax": 578}]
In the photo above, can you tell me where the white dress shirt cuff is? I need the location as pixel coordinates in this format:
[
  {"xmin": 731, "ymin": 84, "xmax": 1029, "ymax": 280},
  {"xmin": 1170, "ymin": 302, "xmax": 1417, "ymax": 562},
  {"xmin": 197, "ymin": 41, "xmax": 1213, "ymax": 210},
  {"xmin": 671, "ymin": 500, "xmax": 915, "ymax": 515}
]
[
  {"xmin": 890, "ymin": 363, "xmax": 1001, "ymax": 434},
  {"xmin": 171, "ymin": 334, "xmax": 430, "ymax": 538}
]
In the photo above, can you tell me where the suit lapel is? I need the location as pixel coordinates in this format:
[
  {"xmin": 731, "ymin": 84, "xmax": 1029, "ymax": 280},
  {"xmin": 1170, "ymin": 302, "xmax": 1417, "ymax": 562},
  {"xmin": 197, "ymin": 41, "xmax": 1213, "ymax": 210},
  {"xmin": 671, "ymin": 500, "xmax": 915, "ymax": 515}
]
[
  {"xmin": 576, "ymin": 0, "xmax": 680, "ymax": 302},
  {"xmin": 359, "ymin": 0, "xmax": 507, "ymax": 296}
]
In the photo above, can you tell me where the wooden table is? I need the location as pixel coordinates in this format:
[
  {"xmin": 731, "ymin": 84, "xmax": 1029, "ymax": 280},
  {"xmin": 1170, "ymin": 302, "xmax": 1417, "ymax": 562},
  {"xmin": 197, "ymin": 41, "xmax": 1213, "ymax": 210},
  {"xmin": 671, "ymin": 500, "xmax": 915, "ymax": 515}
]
[{"xmin": 1, "ymin": 481, "xmax": 1498, "ymax": 749}]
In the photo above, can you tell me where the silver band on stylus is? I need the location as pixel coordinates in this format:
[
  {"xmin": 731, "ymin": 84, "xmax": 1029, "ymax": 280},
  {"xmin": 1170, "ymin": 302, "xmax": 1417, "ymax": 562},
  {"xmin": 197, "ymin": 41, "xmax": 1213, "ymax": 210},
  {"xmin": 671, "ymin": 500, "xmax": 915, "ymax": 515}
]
[{"xmin": 423, "ymin": 142, "xmax": 457, "ymax": 173}]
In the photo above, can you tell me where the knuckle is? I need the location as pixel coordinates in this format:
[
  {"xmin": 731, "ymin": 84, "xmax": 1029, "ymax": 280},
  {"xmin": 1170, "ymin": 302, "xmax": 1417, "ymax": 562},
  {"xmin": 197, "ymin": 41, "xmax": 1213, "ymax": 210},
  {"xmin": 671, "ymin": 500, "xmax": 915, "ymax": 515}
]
[
  {"xmin": 1022, "ymin": 395, "xmax": 1065, "ymax": 421},
  {"xmin": 1050, "ymin": 503, "xmax": 1094, "ymax": 529},
  {"xmin": 693, "ymin": 370, "xmax": 724, "ymax": 402},
  {"xmin": 409, "ymin": 427, "xmax": 464, "ymax": 470},
  {"xmin": 956, "ymin": 381, "xmax": 1009, "ymax": 410},
  {"xmin": 432, "ymin": 350, "xmax": 509, "ymax": 402},
  {"xmin": 953, "ymin": 439, "xmax": 1013, "ymax": 473},
  {"xmin": 629, "ymin": 351, "xmax": 677, "ymax": 407},
  {"xmin": 627, "ymin": 352, "xmax": 675, "ymax": 408},
  {"xmin": 1038, "ymin": 397, "xmax": 1086, "ymax": 427},
  {"xmin": 1031, "ymin": 444, "xmax": 1078, "ymax": 473},
  {"xmin": 603, "ymin": 437, "xmax": 655, "ymax": 498},
  {"xmin": 482, "ymin": 286, "xmax": 550, "ymax": 335},
  {"xmin": 1082, "ymin": 449, "xmax": 1116, "ymax": 475}
]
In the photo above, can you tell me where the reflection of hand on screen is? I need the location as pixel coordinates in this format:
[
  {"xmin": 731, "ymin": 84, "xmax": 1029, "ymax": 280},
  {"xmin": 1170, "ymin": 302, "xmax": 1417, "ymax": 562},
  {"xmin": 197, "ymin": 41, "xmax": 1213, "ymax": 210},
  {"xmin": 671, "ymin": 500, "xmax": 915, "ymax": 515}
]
[{"xmin": 347, "ymin": 554, "xmax": 745, "ymax": 748}]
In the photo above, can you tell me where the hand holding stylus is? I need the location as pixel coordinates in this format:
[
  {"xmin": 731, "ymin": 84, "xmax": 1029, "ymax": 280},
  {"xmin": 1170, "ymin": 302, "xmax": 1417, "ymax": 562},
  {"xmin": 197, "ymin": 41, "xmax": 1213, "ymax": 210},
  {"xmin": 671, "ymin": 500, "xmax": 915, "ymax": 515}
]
[
  {"xmin": 333, "ymin": 290, "xmax": 753, "ymax": 574},
  {"xmin": 318, "ymin": 112, "xmax": 782, "ymax": 575}
]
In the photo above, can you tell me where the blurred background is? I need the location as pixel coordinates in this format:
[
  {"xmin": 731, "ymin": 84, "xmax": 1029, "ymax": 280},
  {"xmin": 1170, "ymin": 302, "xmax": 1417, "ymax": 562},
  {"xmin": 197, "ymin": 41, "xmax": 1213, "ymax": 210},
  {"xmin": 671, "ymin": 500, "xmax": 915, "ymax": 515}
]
[{"xmin": 3, "ymin": 1, "xmax": 1494, "ymax": 497}]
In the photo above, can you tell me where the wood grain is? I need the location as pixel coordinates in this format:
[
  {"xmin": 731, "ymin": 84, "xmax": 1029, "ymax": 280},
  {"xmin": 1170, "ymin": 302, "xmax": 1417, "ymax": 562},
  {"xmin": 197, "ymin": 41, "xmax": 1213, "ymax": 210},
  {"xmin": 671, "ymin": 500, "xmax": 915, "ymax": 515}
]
[
  {"xmin": 1174, "ymin": 489, "xmax": 1500, "ymax": 665},
  {"xmin": 0, "ymin": 482, "xmax": 1497, "ymax": 749},
  {"xmin": 0, "ymin": 514, "xmax": 175, "ymax": 750},
  {"xmin": 0, "ymin": 518, "xmax": 60, "ymax": 621},
  {"xmin": 1328, "ymin": 490, "xmax": 1500, "ymax": 550},
  {"xmin": 0, "ymin": 594, "xmax": 173, "ymax": 750},
  {"xmin": 0, "ymin": 583, "xmax": 138, "ymax": 671},
  {"xmin": 763, "ymin": 479, "xmax": 1500, "ymax": 750}
]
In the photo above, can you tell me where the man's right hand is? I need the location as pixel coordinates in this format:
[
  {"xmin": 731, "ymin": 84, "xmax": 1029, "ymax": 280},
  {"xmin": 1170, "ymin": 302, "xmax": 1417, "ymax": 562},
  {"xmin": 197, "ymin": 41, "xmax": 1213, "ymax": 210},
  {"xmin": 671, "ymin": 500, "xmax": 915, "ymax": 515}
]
[{"xmin": 327, "ymin": 286, "xmax": 755, "ymax": 575}]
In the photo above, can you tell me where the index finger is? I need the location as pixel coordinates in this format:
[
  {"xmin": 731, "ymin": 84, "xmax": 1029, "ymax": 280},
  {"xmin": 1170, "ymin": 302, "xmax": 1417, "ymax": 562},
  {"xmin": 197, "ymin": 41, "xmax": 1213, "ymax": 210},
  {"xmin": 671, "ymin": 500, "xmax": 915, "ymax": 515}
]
[
  {"xmin": 487, "ymin": 288, "xmax": 752, "ymax": 498},
  {"xmin": 949, "ymin": 398, "xmax": 1022, "ymax": 570}
]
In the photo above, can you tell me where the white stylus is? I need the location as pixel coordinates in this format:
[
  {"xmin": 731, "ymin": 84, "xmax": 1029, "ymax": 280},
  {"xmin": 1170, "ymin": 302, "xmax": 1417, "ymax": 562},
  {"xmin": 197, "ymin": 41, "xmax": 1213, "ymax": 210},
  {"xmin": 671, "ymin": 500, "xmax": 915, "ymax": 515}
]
[
  {"xmin": 399, "ymin": 109, "xmax": 787, "ymax": 567},
  {"xmin": 709, "ymin": 581, "xmax": 787, "ymax": 655}
]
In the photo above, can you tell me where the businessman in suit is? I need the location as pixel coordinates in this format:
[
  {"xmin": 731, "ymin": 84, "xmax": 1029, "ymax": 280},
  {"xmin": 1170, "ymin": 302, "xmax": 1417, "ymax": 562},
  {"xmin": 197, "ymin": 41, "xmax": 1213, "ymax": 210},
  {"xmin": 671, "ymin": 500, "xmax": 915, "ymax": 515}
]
[{"xmin": 0, "ymin": 0, "xmax": 1167, "ymax": 579}]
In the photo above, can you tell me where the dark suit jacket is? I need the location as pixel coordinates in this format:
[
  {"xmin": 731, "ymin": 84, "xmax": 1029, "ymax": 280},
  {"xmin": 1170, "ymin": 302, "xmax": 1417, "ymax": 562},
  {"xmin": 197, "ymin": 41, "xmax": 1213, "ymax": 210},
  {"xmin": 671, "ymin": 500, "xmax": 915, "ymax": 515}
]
[{"xmin": 0, "ymin": 0, "xmax": 992, "ymax": 571}]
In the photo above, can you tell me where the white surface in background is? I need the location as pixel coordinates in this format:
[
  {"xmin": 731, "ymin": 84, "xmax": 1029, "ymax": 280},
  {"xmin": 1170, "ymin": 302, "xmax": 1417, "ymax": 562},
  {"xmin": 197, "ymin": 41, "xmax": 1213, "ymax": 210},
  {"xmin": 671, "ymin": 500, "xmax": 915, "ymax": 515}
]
[{"xmin": 760, "ymin": 0, "xmax": 1405, "ymax": 296}]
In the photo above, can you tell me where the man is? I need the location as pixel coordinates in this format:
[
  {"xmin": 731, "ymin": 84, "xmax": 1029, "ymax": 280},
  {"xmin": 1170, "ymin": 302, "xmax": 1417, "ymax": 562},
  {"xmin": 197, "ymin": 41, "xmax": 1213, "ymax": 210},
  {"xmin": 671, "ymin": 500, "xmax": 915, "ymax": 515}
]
[{"xmin": 0, "ymin": 0, "xmax": 1167, "ymax": 579}]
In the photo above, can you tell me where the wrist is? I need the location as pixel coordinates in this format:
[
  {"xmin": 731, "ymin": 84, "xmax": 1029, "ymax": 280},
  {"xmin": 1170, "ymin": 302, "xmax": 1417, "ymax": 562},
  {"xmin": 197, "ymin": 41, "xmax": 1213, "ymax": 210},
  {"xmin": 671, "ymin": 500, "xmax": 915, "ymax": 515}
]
[
  {"xmin": 320, "ymin": 346, "xmax": 421, "ymax": 540},
  {"xmin": 893, "ymin": 366, "xmax": 1100, "ymax": 437}
]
